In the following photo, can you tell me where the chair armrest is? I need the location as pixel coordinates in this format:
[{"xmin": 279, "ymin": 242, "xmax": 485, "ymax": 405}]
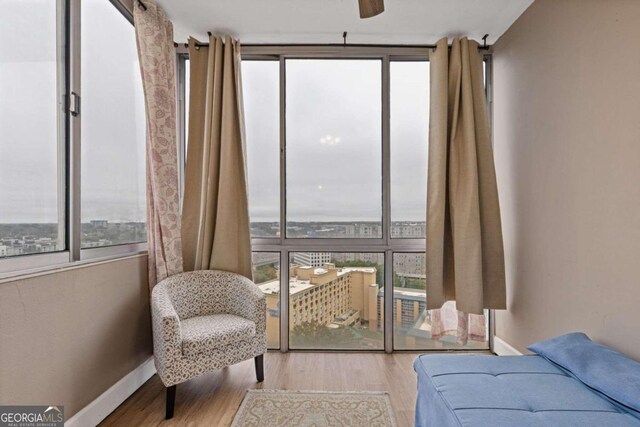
[{"xmin": 151, "ymin": 283, "xmax": 182, "ymax": 371}]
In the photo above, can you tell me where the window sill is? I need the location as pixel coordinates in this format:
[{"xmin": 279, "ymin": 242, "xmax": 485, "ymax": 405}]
[
  {"xmin": 0, "ymin": 247, "xmax": 148, "ymax": 283},
  {"xmin": 80, "ymin": 242, "xmax": 147, "ymax": 261}
]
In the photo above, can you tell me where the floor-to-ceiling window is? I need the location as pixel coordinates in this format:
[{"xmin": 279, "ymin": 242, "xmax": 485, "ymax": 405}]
[{"xmin": 180, "ymin": 47, "xmax": 491, "ymax": 352}]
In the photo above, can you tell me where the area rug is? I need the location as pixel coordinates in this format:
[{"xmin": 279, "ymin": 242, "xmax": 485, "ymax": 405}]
[{"xmin": 230, "ymin": 390, "xmax": 398, "ymax": 427}]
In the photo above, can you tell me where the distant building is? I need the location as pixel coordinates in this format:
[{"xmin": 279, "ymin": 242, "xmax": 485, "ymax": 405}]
[
  {"xmin": 390, "ymin": 222, "xmax": 426, "ymax": 238},
  {"xmin": 292, "ymin": 252, "xmax": 331, "ymax": 267},
  {"xmin": 377, "ymin": 287, "xmax": 429, "ymax": 347},
  {"xmin": 83, "ymin": 239, "xmax": 113, "ymax": 248},
  {"xmin": 90, "ymin": 220, "xmax": 109, "ymax": 228},
  {"xmin": 332, "ymin": 252, "xmax": 383, "ymax": 265},
  {"xmin": 345, "ymin": 223, "xmax": 382, "ymax": 238},
  {"xmin": 394, "ymin": 252, "xmax": 426, "ymax": 277},
  {"xmin": 258, "ymin": 264, "xmax": 379, "ymax": 347},
  {"xmin": 2, "ymin": 240, "xmax": 24, "ymax": 256}
]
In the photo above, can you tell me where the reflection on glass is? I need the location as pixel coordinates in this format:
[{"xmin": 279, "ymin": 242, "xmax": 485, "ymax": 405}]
[
  {"xmin": 242, "ymin": 60, "xmax": 280, "ymax": 238},
  {"xmin": 252, "ymin": 252, "xmax": 280, "ymax": 349},
  {"xmin": 0, "ymin": 0, "xmax": 62, "ymax": 257},
  {"xmin": 390, "ymin": 62, "xmax": 429, "ymax": 238},
  {"xmin": 81, "ymin": 0, "xmax": 146, "ymax": 248},
  {"xmin": 286, "ymin": 60, "xmax": 382, "ymax": 238},
  {"xmin": 392, "ymin": 253, "xmax": 489, "ymax": 350},
  {"xmin": 288, "ymin": 252, "xmax": 384, "ymax": 350}
]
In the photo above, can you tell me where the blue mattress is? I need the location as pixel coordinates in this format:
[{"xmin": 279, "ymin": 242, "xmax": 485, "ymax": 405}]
[{"xmin": 414, "ymin": 354, "xmax": 640, "ymax": 427}]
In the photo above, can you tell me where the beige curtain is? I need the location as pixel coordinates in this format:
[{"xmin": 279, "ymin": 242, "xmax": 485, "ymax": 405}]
[
  {"xmin": 426, "ymin": 37, "xmax": 505, "ymax": 338},
  {"xmin": 181, "ymin": 35, "xmax": 252, "ymax": 279},
  {"xmin": 134, "ymin": 1, "xmax": 183, "ymax": 288}
]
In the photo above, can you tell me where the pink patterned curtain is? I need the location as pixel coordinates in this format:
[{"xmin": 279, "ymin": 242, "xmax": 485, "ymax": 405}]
[
  {"xmin": 430, "ymin": 302, "xmax": 486, "ymax": 345},
  {"xmin": 133, "ymin": 1, "xmax": 183, "ymax": 288}
]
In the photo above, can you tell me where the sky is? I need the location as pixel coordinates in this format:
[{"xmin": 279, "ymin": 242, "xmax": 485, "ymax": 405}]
[
  {"xmin": 0, "ymin": 0, "xmax": 146, "ymax": 224},
  {"xmin": 0, "ymin": 0, "xmax": 60, "ymax": 223},
  {"xmin": 1, "ymin": 0, "xmax": 430, "ymax": 225},
  {"xmin": 243, "ymin": 59, "xmax": 430, "ymax": 223}
]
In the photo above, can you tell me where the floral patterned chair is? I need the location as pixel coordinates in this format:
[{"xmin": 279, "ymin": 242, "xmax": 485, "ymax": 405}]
[{"xmin": 151, "ymin": 270, "xmax": 267, "ymax": 419}]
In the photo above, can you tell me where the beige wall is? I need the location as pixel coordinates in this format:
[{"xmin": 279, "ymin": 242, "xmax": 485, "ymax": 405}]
[
  {"xmin": 0, "ymin": 255, "xmax": 152, "ymax": 419},
  {"xmin": 493, "ymin": 0, "xmax": 640, "ymax": 359}
]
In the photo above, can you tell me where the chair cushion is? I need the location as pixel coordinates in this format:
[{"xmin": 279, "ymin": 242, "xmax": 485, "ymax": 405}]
[
  {"xmin": 529, "ymin": 332, "xmax": 640, "ymax": 418},
  {"xmin": 181, "ymin": 314, "xmax": 256, "ymax": 357}
]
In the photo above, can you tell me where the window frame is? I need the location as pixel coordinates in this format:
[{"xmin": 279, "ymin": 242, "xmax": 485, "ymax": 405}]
[
  {"xmin": 283, "ymin": 57, "xmax": 384, "ymax": 239},
  {"xmin": 178, "ymin": 45, "xmax": 493, "ymax": 352},
  {"xmin": 0, "ymin": 0, "xmax": 147, "ymax": 278},
  {"xmin": 77, "ymin": 0, "xmax": 147, "ymax": 259}
]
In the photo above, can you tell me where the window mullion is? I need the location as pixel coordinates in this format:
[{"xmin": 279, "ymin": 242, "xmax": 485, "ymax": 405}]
[
  {"xmin": 279, "ymin": 249, "xmax": 289, "ymax": 352},
  {"xmin": 384, "ymin": 249, "xmax": 394, "ymax": 353},
  {"xmin": 279, "ymin": 55, "xmax": 286, "ymax": 245},
  {"xmin": 382, "ymin": 55, "xmax": 391, "ymax": 246},
  {"xmin": 68, "ymin": 0, "xmax": 82, "ymax": 262},
  {"xmin": 382, "ymin": 56, "xmax": 393, "ymax": 353},
  {"xmin": 278, "ymin": 55, "xmax": 288, "ymax": 351},
  {"xmin": 57, "ymin": 0, "xmax": 69, "ymax": 257}
]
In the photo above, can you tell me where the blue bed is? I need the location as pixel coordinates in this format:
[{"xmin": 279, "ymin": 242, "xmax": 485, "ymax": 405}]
[{"xmin": 414, "ymin": 334, "xmax": 640, "ymax": 427}]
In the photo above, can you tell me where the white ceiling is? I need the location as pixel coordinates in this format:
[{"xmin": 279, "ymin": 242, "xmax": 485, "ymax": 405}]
[{"xmin": 157, "ymin": 0, "xmax": 534, "ymax": 45}]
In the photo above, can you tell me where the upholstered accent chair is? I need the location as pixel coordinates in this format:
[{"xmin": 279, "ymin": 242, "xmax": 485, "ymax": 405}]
[{"xmin": 151, "ymin": 270, "xmax": 267, "ymax": 419}]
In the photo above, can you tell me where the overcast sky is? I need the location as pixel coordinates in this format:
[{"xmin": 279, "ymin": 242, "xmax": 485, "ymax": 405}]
[
  {"xmin": 1, "ymin": 0, "xmax": 59, "ymax": 223},
  {"xmin": 243, "ymin": 59, "xmax": 429, "ymax": 223},
  {"xmin": 1, "ymin": 0, "xmax": 430, "ymax": 225},
  {"xmin": 0, "ymin": 0, "xmax": 145, "ymax": 224}
]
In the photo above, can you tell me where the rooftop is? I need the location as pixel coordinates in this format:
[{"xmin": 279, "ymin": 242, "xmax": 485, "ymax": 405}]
[
  {"xmin": 258, "ymin": 266, "xmax": 377, "ymax": 295},
  {"xmin": 258, "ymin": 278, "xmax": 314, "ymax": 296}
]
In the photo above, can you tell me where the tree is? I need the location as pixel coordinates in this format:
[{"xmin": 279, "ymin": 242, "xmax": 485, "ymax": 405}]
[
  {"xmin": 290, "ymin": 320, "xmax": 358, "ymax": 348},
  {"xmin": 393, "ymin": 273, "xmax": 426, "ymax": 290},
  {"xmin": 254, "ymin": 265, "xmax": 278, "ymax": 284}
]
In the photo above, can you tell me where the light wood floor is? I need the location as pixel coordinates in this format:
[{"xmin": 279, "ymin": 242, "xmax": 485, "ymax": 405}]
[{"xmin": 101, "ymin": 352, "xmax": 429, "ymax": 427}]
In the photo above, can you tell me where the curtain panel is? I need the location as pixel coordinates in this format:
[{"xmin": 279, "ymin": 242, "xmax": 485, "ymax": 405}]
[
  {"xmin": 134, "ymin": 1, "xmax": 184, "ymax": 288},
  {"xmin": 426, "ymin": 37, "xmax": 506, "ymax": 343},
  {"xmin": 181, "ymin": 35, "xmax": 253, "ymax": 279}
]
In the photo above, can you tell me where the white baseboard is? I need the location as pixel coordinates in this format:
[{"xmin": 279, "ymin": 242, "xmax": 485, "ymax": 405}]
[
  {"xmin": 66, "ymin": 357, "xmax": 156, "ymax": 427},
  {"xmin": 493, "ymin": 336, "xmax": 523, "ymax": 356}
]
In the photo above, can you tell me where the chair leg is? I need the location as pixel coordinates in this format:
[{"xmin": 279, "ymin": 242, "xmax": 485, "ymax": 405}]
[
  {"xmin": 255, "ymin": 354, "xmax": 264, "ymax": 382},
  {"xmin": 166, "ymin": 385, "xmax": 177, "ymax": 419}
]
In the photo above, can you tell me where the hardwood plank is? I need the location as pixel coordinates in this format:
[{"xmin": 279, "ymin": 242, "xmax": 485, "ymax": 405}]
[{"xmin": 99, "ymin": 351, "xmax": 485, "ymax": 427}]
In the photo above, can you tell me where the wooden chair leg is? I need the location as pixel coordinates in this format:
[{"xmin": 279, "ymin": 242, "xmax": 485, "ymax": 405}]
[
  {"xmin": 166, "ymin": 385, "xmax": 177, "ymax": 419},
  {"xmin": 255, "ymin": 354, "xmax": 264, "ymax": 382}
]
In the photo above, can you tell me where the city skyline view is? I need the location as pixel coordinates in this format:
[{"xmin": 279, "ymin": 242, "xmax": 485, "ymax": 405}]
[
  {"xmin": 252, "ymin": 251, "xmax": 488, "ymax": 351},
  {"xmin": 0, "ymin": 220, "xmax": 147, "ymax": 257},
  {"xmin": 0, "ymin": 220, "xmax": 425, "ymax": 258}
]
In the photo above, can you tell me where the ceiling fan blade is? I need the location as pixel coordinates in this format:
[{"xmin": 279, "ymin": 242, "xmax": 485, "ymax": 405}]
[{"xmin": 358, "ymin": 0, "xmax": 384, "ymax": 18}]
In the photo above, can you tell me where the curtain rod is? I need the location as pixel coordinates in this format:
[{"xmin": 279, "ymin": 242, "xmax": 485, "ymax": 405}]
[{"xmin": 178, "ymin": 40, "xmax": 491, "ymax": 50}]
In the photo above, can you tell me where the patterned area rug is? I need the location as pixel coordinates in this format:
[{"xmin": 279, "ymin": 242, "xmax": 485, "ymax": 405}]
[{"xmin": 231, "ymin": 390, "xmax": 398, "ymax": 427}]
